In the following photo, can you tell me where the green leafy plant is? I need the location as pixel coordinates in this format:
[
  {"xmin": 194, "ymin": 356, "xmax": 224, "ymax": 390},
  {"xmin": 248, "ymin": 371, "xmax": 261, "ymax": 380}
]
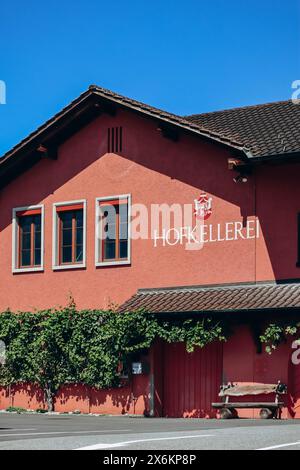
[
  {"xmin": 6, "ymin": 406, "xmax": 27, "ymax": 413},
  {"xmin": 260, "ymin": 321, "xmax": 300, "ymax": 354},
  {"xmin": 0, "ymin": 304, "xmax": 227, "ymax": 411}
]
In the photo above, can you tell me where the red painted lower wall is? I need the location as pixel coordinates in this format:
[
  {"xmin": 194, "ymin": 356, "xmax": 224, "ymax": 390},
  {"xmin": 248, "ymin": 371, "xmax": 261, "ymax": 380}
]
[
  {"xmin": 0, "ymin": 376, "xmax": 150, "ymax": 416},
  {"xmin": 223, "ymin": 325, "xmax": 294, "ymax": 419},
  {"xmin": 1, "ymin": 326, "xmax": 299, "ymax": 418}
]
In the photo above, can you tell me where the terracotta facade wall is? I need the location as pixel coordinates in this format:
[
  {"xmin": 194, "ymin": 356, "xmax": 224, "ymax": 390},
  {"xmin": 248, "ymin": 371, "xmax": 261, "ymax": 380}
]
[
  {"xmin": 0, "ymin": 108, "xmax": 259, "ymax": 311},
  {"xmin": 0, "ymin": 107, "xmax": 300, "ymax": 417}
]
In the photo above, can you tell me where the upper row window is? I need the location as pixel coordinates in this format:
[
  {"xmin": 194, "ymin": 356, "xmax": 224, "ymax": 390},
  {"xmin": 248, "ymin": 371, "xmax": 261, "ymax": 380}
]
[
  {"xmin": 12, "ymin": 196, "xmax": 131, "ymax": 273},
  {"xmin": 12, "ymin": 206, "xmax": 44, "ymax": 273},
  {"xmin": 96, "ymin": 195, "xmax": 130, "ymax": 266},
  {"xmin": 52, "ymin": 201, "xmax": 86, "ymax": 270}
]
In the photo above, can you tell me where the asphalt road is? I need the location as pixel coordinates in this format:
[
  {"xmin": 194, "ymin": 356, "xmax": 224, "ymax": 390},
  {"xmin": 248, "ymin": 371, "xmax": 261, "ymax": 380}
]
[{"xmin": 0, "ymin": 413, "xmax": 300, "ymax": 450}]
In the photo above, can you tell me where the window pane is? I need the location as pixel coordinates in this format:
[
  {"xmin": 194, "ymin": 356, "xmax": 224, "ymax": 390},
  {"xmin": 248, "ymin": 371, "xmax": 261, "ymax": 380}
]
[
  {"xmin": 99, "ymin": 200, "xmax": 129, "ymax": 262},
  {"xmin": 60, "ymin": 212, "xmax": 73, "ymax": 229},
  {"xmin": 104, "ymin": 222, "xmax": 116, "ymax": 240},
  {"xmin": 104, "ymin": 240, "xmax": 116, "ymax": 260},
  {"xmin": 62, "ymin": 246, "xmax": 72, "ymax": 263},
  {"xmin": 119, "ymin": 222, "xmax": 128, "ymax": 241},
  {"xmin": 21, "ymin": 250, "xmax": 31, "ymax": 267},
  {"xmin": 62, "ymin": 228, "xmax": 72, "ymax": 246},
  {"xmin": 119, "ymin": 204, "xmax": 128, "ymax": 224},
  {"xmin": 34, "ymin": 248, "xmax": 41, "ymax": 266},
  {"xmin": 119, "ymin": 204, "xmax": 128, "ymax": 255},
  {"xmin": 76, "ymin": 245, "xmax": 83, "ymax": 262},
  {"xmin": 101, "ymin": 205, "xmax": 117, "ymax": 240},
  {"xmin": 34, "ymin": 220, "xmax": 42, "ymax": 266},
  {"xmin": 33, "ymin": 214, "xmax": 41, "ymax": 232},
  {"xmin": 22, "ymin": 232, "xmax": 31, "ymax": 250},
  {"xmin": 18, "ymin": 213, "xmax": 42, "ymax": 268},
  {"xmin": 101, "ymin": 205, "xmax": 117, "ymax": 223},
  {"xmin": 76, "ymin": 226, "xmax": 83, "ymax": 245},
  {"xmin": 34, "ymin": 230, "xmax": 41, "ymax": 250},
  {"xmin": 119, "ymin": 240, "xmax": 128, "ymax": 259},
  {"xmin": 75, "ymin": 210, "xmax": 83, "ymax": 227},
  {"xmin": 58, "ymin": 209, "xmax": 85, "ymax": 265},
  {"xmin": 19, "ymin": 216, "xmax": 32, "ymax": 233}
]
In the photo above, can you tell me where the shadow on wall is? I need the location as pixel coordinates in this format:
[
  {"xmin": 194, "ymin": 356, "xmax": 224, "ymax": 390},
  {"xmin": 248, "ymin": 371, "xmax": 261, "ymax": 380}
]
[
  {"xmin": 0, "ymin": 109, "xmax": 254, "ymax": 234},
  {"xmin": 223, "ymin": 324, "xmax": 298, "ymax": 419},
  {"xmin": 288, "ymin": 348, "xmax": 300, "ymax": 418},
  {"xmin": 0, "ymin": 379, "xmax": 150, "ymax": 416},
  {"xmin": 0, "ymin": 383, "xmax": 46, "ymax": 410},
  {"xmin": 1, "ymin": 108, "xmax": 300, "ymax": 285},
  {"xmin": 55, "ymin": 381, "xmax": 149, "ymax": 415}
]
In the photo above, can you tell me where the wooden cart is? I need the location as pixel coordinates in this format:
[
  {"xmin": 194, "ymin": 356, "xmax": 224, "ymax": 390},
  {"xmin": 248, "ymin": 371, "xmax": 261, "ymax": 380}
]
[{"xmin": 212, "ymin": 381, "xmax": 287, "ymax": 419}]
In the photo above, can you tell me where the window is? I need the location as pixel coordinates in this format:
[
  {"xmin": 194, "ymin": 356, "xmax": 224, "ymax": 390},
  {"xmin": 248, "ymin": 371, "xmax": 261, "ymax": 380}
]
[
  {"xmin": 53, "ymin": 201, "xmax": 86, "ymax": 270},
  {"xmin": 95, "ymin": 195, "xmax": 131, "ymax": 266},
  {"xmin": 12, "ymin": 205, "xmax": 44, "ymax": 273}
]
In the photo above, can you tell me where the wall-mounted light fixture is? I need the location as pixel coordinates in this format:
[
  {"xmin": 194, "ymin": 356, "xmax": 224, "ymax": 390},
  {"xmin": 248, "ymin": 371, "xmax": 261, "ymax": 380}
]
[
  {"xmin": 228, "ymin": 157, "xmax": 251, "ymax": 184},
  {"xmin": 233, "ymin": 174, "xmax": 248, "ymax": 184}
]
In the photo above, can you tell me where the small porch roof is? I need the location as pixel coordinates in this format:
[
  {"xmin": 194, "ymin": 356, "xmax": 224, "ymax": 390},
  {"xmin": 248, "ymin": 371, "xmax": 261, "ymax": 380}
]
[{"xmin": 120, "ymin": 282, "xmax": 300, "ymax": 315}]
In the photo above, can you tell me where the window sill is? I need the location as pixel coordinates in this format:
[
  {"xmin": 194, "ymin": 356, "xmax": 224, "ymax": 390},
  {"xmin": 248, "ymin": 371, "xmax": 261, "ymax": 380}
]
[
  {"xmin": 96, "ymin": 260, "xmax": 131, "ymax": 267},
  {"xmin": 52, "ymin": 264, "xmax": 86, "ymax": 271},
  {"xmin": 13, "ymin": 267, "xmax": 44, "ymax": 274}
]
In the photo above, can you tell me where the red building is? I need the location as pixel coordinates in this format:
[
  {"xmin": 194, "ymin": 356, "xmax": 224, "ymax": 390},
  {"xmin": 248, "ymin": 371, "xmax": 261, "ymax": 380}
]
[{"xmin": 0, "ymin": 86, "xmax": 300, "ymax": 417}]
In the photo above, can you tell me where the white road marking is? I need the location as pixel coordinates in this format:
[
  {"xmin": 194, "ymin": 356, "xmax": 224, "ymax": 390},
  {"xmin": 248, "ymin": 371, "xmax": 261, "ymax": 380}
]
[
  {"xmin": 257, "ymin": 441, "xmax": 300, "ymax": 450},
  {"xmin": 0, "ymin": 429, "xmax": 131, "ymax": 438},
  {"xmin": 76, "ymin": 434, "xmax": 215, "ymax": 450}
]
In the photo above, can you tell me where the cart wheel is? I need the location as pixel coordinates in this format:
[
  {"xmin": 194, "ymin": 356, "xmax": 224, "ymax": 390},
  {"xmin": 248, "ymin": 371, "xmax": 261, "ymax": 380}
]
[
  {"xmin": 260, "ymin": 408, "xmax": 273, "ymax": 419},
  {"xmin": 220, "ymin": 408, "xmax": 234, "ymax": 419}
]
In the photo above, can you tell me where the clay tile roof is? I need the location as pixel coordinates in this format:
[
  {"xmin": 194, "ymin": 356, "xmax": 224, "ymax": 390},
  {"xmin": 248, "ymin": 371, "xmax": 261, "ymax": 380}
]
[
  {"xmin": 185, "ymin": 100, "xmax": 300, "ymax": 158},
  {"xmin": 1, "ymin": 87, "xmax": 299, "ymax": 189},
  {"xmin": 120, "ymin": 283, "xmax": 300, "ymax": 314}
]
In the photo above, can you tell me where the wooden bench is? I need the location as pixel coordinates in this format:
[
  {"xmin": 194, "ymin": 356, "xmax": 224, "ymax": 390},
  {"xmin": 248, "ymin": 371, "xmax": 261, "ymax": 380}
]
[{"xmin": 212, "ymin": 381, "xmax": 287, "ymax": 419}]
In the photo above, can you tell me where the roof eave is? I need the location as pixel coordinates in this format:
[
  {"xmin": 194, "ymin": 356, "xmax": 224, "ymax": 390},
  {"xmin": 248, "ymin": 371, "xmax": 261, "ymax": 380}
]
[
  {"xmin": 0, "ymin": 85, "xmax": 251, "ymax": 188},
  {"xmin": 248, "ymin": 151, "xmax": 300, "ymax": 164},
  {"xmin": 91, "ymin": 89, "xmax": 250, "ymax": 159}
]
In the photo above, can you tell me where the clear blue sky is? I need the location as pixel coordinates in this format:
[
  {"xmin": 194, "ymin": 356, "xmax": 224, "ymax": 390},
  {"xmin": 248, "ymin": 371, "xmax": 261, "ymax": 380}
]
[{"xmin": 1, "ymin": 0, "xmax": 300, "ymax": 156}]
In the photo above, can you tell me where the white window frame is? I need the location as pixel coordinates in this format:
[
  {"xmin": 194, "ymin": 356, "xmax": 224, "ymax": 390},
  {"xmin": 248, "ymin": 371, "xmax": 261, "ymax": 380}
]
[
  {"xmin": 95, "ymin": 194, "xmax": 131, "ymax": 267},
  {"xmin": 52, "ymin": 199, "xmax": 87, "ymax": 271},
  {"xmin": 12, "ymin": 204, "xmax": 45, "ymax": 273}
]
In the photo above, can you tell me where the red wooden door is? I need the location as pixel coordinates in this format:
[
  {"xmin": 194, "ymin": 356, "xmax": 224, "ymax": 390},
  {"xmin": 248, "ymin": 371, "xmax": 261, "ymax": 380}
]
[{"xmin": 163, "ymin": 341, "xmax": 223, "ymax": 418}]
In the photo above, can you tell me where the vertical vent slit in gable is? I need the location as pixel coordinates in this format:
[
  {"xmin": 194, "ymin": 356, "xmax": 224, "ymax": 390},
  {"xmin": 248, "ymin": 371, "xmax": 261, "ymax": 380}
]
[
  {"xmin": 115, "ymin": 127, "xmax": 119, "ymax": 153},
  {"xmin": 119, "ymin": 127, "xmax": 123, "ymax": 152},
  {"xmin": 111, "ymin": 128, "xmax": 115, "ymax": 153},
  {"xmin": 107, "ymin": 128, "xmax": 111, "ymax": 153},
  {"xmin": 107, "ymin": 127, "xmax": 123, "ymax": 153}
]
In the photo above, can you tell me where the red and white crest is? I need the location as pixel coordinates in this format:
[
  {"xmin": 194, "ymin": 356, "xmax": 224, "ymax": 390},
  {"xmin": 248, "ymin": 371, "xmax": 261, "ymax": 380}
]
[{"xmin": 194, "ymin": 193, "xmax": 212, "ymax": 220}]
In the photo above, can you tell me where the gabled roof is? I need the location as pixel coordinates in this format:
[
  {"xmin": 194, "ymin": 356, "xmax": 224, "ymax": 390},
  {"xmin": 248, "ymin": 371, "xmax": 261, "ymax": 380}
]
[
  {"xmin": 120, "ymin": 283, "xmax": 300, "ymax": 314},
  {"xmin": 1, "ymin": 86, "xmax": 300, "ymax": 189},
  {"xmin": 0, "ymin": 85, "xmax": 250, "ymax": 189},
  {"xmin": 1, "ymin": 85, "xmax": 248, "ymax": 164},
  {"xmin": 186, "ymin": 100, "xmax": 300, "ymax": 159}
]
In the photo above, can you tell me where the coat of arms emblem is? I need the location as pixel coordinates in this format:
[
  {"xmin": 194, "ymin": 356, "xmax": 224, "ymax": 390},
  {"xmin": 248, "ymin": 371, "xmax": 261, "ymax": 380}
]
[{"xmin": 194, "ymin": 193, "xmax": 212, "ymax": 220}]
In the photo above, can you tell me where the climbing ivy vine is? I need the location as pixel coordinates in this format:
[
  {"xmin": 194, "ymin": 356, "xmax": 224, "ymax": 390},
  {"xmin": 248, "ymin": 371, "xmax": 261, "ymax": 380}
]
[
  {"xmin": 260, "ymin": 320, "xmax": 300, "ymax": 354},
  {"xmin": 0, "ymin": 302, "xmax": 227, "ymax": 411}
]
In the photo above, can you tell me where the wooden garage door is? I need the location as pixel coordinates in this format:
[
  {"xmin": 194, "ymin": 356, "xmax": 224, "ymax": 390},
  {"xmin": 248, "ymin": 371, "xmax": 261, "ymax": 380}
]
[{"xmin": 163, "ymin": 341, "xmax": 223, "ymax": 418}]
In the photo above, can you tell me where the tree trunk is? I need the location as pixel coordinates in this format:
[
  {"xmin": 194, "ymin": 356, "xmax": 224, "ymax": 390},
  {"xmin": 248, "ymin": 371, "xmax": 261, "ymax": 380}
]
[{"xmin": 44, "ymin": 386, "xmax": 55, "ymax": 412}]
